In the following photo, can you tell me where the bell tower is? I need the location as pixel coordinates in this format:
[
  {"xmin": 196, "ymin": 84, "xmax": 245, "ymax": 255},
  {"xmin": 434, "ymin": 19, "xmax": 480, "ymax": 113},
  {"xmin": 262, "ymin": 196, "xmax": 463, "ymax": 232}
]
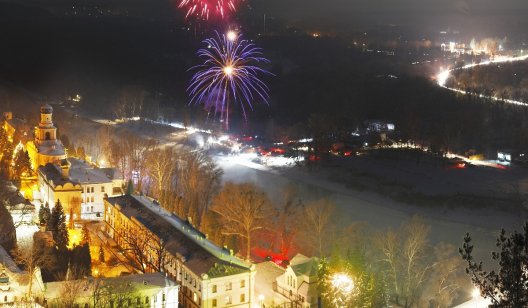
[{"xmin": 36, "ymin": 104, "xmax": 57, "ymax": 144}]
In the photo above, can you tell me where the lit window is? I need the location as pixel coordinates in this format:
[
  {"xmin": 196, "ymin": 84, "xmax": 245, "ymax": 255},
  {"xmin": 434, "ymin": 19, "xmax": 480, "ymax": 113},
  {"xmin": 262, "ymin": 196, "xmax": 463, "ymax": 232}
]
[
  {"xmin": 240, "ymin": 293, "xmax": 245, "ymax": 303},
  {"xmin": 225, "ymin": 296, "xmax": 232, "ymax": 305},
  {"xmin": 212, "ymin": 285, "xmax": 217, "ymax": 293},
  {"xmin": 101, "ymin": 186, "xmax": 105, "ymax": 192},
  {"xmin": 225, "ymin": 282, "xmax": 232, "ymax": 291},
  {"xmin": 212, "ymin": 299, "xmax": 217, "ymax": 307},
  {"xmin": 240, "ymin": 280, "xmax": 245, "ymax": 288},
  {"xmin": 193, "ymin": 292, "xmax": 197, "ymax": 302}
]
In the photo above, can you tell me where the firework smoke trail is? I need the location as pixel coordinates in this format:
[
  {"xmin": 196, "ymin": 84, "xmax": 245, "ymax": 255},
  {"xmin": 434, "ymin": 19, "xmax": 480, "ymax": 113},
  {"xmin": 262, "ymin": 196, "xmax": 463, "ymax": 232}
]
[
  {"xmin": 178, "ymin": 0, "xmax": 238, "ymax": 20},
  {"xmin": 187, "ymin": 31, "xmax": 272, "ymax": 128}
]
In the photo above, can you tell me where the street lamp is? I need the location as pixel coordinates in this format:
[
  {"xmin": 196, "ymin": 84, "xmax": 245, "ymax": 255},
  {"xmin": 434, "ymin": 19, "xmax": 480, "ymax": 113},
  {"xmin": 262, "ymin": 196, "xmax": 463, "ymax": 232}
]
[
  {"xmin": 472, "ymin": 287, "xmax": 480, "ymax": 299},
  {"xmin": 472, "ymin": 287, "xmax": 480, "ymax": 308},
  {"xmin": 331, "ymin": 273, "xmax": 354, "ymax": 294},
  {"xmin": 330, "ymin": 273, "xmax": 354, "ymax": 308}
]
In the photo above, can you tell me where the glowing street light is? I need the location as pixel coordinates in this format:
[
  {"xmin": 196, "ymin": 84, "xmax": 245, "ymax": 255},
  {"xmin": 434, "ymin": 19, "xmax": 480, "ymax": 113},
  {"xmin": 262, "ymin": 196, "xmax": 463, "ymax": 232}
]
[
  {"xmin": 332, "ymin": 273, "xmax": 354, "ymax": 294},
  {"xmin": 472, "ymin": 287, "xmax": 480, "ymax": 299},
  {"xmin": 330, "ymin": 273, "xmax": 354, "ymax": 308},
  {"xmin": 257, "ymin": 294, "xmax": 265, "ymax": 307}
]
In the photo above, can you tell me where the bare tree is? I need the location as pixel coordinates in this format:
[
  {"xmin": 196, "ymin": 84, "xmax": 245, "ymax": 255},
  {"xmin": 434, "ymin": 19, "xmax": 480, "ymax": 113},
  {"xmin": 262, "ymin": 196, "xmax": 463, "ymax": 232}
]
[
  {"xmin": 211, "ymin": 182, "xmax": 275, "ymax": 260},
  {"xmin": 375, "ymin": 215, "xmax": 432, "ymax": 308},
  {"xmin": 89, "ymin": 277, "xmax": 138, "ymax": 307},
  {"xmin": 275, "ymin": 184, "xmax": 304, "ymax": 257},
  {"xmin": 426, "ymin": 243, "xmax": 470, "ymax": 308},
  {"xmin": 125, "ymin": 133, "xmax": 157, "ymax": 191},
  {"xmin": 176, "ymin": 150, "xmax": 222, "ymax": 227},
  {"xmin": 146, "ymin": 146, "xmax": 177, "ymax": 203},
  {"xmin": 119, "ymin": 226, "xmax": 152, "ymax": 273},
  {"xmin": 11, "ymin": 239, "xmax": 54, "ymax": 299},
  {"xmin": 53, "ymin": 275, "xmax": 88, "ymax": 307},
  {"xmin": 148, "ymin": 232, "xmax": 170, "ymax": 272},
  {"xmin": 300, "ymin": 198, "xmax": 335, "ymax": 257}
]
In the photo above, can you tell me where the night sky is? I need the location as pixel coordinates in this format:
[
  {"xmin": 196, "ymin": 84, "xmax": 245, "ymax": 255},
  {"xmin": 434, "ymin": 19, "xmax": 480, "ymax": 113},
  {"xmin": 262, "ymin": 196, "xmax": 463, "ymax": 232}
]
[{"xmin": 8, "ymin": 0, "xmax": 528, "ymax": 31}]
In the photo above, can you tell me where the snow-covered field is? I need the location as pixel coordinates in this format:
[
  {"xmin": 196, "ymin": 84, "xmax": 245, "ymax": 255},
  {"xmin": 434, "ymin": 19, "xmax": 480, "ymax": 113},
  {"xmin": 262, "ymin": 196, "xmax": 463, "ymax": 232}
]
[{"xmin": 216, "ymin": 155, "xmax": 524, "ymax": 261}]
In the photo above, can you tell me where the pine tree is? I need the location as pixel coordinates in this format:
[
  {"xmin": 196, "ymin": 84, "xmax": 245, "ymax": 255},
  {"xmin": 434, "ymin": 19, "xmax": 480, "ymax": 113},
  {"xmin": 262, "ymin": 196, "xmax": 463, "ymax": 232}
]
[
  {"xmin": 0, "ymin": 140, "xmax": 14, "ymax": 178},
  {"xmin": 98, "ymin": 245, "xmax": 105, "ymax": 263},
  {"xmin": 49, "ymin": 200, "xmax": 69, "ymax": 250},
  {"xmin": 461, "ymin": 223, "xmax": 528, "ymax": 307},
  {"xmin": 13, "ymin": 150, "xmax": 32, "ymax": 179},
  {"xmin": 71, "ymin": 243, "xmax": 92, "ymax": 278},
  {"xmin": 39, "ymin": 202, "xmax": 51, "ymax": 226},
  {"xmin": 81, "ymin": 224, "xmax": 90, "ymax": 245},
  {"xmin": 126, "ymin": 179, "xmax": 134, "ymax": 195}
]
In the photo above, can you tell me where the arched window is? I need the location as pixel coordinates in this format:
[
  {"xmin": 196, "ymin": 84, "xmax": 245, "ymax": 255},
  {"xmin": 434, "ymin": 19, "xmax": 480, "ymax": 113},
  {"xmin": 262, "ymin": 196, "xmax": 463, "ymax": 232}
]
[{"xmin": 45, "ymin": 132, "xmax": 51, "ymax": 140}]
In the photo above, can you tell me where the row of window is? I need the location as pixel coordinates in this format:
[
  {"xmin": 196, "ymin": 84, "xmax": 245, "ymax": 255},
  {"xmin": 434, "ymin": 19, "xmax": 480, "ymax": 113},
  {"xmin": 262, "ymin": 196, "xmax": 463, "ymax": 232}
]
[
  {"xmin": 211, "ymin": 294, "xmax": 245, "ymax": 307},
  {"xmin": 82, "ymin": 196, "xmax": 95, "ymax": 203},
  {"xmin": 211, "ymin": 280, "xmax": 245, "ymax": 293},
  {"xmin": 83, "ymin": 186, "xmax": 104, "ymax": 193},
  {"xmin": 287, "ymin": 275, "xmax": 297, "ymax": 288}
]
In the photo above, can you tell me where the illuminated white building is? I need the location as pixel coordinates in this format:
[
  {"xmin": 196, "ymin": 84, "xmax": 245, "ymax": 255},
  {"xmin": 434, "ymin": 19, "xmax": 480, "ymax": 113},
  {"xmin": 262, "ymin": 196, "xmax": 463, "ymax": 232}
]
[
  {"xmin": 38, "ymin": 158, "xmax": 124, "ymax": 220},
  {"xmin": 255, "ymin": 254, "xmax": 320, "ymax": 307},
  {"xmin": 104, "ymin": 195, "xmax": 256, "ymax": 308}
]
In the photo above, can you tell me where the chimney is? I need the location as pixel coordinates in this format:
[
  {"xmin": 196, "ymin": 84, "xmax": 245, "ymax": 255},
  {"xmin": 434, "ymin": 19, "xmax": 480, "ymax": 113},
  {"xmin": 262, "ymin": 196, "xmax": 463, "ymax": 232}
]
[{"xmin": 60, "ymin": 159, "xmax": 71, "ymax": 179}]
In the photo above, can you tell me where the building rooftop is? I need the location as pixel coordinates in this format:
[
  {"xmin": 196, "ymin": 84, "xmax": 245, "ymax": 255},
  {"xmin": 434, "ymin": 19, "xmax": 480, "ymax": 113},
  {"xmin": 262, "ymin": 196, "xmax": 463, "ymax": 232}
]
[
  {"xmin": 68, "ymin": 158, "xmax": 122, "ymax": 184},
  {"xmin": 255, "ymin": 261, "xmax": 286, "ymax": 302},
  {"xmin": 106, "ymin": 195, "xmax": 253, "ymax": 278},
  {"xmin": 6, "ymin": 118, "xmax": 27, "ymax": 130},
  {"xmin": 289, "ymin": 254, "xmax": 319, "ymax": 277},
  {"xmin": 36, "ymin": 140, "xmax": 65, "ymax": 156},
  {"xmin": 38, "ymin": 163, "xmax": 80, "ymax": 188},
  {"xmin": 44, "ymin": 272, "xmax": 177, "ymax": 300}
]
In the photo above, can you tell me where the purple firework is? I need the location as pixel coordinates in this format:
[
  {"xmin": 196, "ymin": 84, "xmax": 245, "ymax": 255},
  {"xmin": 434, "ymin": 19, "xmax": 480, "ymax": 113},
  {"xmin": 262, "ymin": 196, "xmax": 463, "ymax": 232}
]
[{"xmin": 187, "ymin": 31, "xmax": 272, "ymax": 128}]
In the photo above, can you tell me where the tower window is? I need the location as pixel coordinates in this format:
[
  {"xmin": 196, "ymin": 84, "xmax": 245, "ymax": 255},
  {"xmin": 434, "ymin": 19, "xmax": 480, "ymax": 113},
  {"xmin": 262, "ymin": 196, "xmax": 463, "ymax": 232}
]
[{"xmin": 45, "ymin": 132, "xmax": 50, "ymax": 140}]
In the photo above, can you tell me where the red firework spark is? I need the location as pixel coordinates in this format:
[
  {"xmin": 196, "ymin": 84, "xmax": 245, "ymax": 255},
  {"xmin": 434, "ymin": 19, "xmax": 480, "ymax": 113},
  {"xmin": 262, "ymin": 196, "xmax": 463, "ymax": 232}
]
[{"xmin": 178, "ymin": 0, "xmax": 238, "ymax": 20}]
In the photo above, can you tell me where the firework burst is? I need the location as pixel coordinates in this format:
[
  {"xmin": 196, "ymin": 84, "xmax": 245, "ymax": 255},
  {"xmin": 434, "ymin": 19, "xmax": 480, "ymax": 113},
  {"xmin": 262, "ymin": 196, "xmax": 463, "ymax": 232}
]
[
  {"xmin": 188, "ymin": 31, "xmax": 272, "ymax": 127},
  {"xmin": 178, "ymin": 0, "xmax": 239, "ymax": 20}
]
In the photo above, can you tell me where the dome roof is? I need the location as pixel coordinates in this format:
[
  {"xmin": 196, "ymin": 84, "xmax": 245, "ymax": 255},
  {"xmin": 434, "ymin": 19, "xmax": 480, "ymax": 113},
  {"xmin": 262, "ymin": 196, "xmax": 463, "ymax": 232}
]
[{"xmin": 40, "ymin": 104, "xmax": 53, "ymax": 114}]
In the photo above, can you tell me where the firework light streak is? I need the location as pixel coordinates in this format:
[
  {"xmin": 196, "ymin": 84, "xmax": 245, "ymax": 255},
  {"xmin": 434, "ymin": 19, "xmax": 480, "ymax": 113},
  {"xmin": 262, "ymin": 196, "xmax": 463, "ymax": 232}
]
[
  {"xmin": 178, "ymin": 0, "xmax": 238, "ymax": 20},
  {"xmin": 187, "ymin": 31, "xmax": 272, "ymax": 128}
]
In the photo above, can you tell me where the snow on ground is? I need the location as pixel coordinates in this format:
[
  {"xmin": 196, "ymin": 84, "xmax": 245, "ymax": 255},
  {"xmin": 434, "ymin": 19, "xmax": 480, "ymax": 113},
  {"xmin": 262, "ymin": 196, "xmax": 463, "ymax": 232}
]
[{"xmin": 216, "ymin": 154, "xmax": 524, "ymax": 262}]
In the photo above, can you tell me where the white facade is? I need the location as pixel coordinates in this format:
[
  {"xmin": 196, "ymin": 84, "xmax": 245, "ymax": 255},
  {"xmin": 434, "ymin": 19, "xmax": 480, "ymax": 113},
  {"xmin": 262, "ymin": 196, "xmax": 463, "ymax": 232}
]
[
  {"xmin": 104, "ymin": 195, "xmax": 256, "ymax": 308},
  {"xmin": 38, "ymin": 158, "xmax": 123, "ymax": 221},
  {"xmin": 79, "ymin": 180, "xmax": 123, "ymax": 220}
]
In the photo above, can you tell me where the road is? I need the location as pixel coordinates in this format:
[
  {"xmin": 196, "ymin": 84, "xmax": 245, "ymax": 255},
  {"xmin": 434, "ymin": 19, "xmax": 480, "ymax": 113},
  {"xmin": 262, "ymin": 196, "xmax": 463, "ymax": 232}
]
[{"xmin": 437, "ymin": 54, "xmax": 528, "ymax": 106}]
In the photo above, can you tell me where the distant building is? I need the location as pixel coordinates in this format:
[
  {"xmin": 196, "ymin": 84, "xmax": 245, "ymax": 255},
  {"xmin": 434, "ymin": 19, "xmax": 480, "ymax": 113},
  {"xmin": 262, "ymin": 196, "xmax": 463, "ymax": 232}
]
[
  {"xmin": 26, "ymin": 105, "xmax": 66, "ymax": 170},
  {"xmin": 2, "ymin": 112, "xmax": 29, "ymax": 144},
  {"xmin": 38, "ymin": 158, "xmax": 124, "ymax": 220},
  {"xmin": 497, "ymin": 149, "xmax": 528, "ymax": 164},
  {"xmin": 104, "ymin": 195, "xmax": 256, "ymax": 308},
  {"xmin": 364, "ymin": 120, "xmax": 395, "ymax": 133}
]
